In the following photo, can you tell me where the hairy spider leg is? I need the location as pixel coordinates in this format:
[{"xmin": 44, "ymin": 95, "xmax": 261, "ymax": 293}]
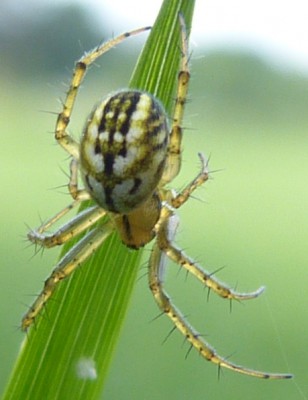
[
  {"xmin": 161, "ymin": 14, "xmax": 190, "ymax": 185},
  {"xmin": 160, "ymin": 154, "xmax": 265, "ymax": 301},
  {"xmin": 55, "ymin": 26, "xmax": 151, "ymax": 159},
  {"xmin": 149, "ymin": 160, "xmax": 292, "ymax": 379},
  {"xmin": 27, "ymin": 154, "xmax": 106, "ymax": 248},
  {"xmin": 149, "ymin": 226, "xmax": 292, "ymax": 379},
  {"xmin": 28, "ymin": 205, "xmax": 106, "ymax": 248},
  {"xmin": 68, "ymin": 158, "xmax": 92, "ymax": 200},
  {"xmin": 23, "ymin": 156, "xmax": 107, "ymax": 328},
  {"xmin": 22, "ymin": 221, "xmax": 113, "ymax": 331}
]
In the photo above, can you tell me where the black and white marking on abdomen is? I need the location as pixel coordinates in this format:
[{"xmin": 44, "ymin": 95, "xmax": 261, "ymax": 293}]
[{"xmin": 80, "ymin": 90, "xmax": 169, "ymax": 213}]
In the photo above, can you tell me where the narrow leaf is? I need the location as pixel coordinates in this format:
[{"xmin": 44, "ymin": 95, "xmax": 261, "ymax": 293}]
[{"xmin": 3, "ymin": 1, "xmax": 195, "ymax": 399}]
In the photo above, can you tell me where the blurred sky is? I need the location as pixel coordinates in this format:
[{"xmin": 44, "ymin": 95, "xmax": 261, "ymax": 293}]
[{"xmin": 49, "ymin": 0, "xmax": 308, "ymax": 74}]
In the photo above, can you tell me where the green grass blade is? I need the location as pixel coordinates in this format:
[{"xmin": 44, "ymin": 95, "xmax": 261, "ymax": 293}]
[{"xmin": 3, "ymin": 1, "xmax": 195, "ymax": 399}]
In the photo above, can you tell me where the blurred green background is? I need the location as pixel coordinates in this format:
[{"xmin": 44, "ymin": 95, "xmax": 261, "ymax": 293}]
[{"xmin": 1, "ymin": 1, "xmax": 307, "ymax": 399}]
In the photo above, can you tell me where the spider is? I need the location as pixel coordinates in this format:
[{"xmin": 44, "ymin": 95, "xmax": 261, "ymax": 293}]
[{"xmin": 22, "ymin": 15, "xmax": 292, "ymax": 380}]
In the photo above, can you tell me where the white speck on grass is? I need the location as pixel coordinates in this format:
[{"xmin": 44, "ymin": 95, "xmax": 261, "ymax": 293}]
[{"xmin": 76, "ymin": 357, "xmax": 97, "ymax": 380}]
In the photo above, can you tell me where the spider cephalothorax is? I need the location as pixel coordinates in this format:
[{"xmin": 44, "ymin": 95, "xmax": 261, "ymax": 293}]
[{"xmin": 23, "ymin": 16, "xmax": 292, "ymax": 380}]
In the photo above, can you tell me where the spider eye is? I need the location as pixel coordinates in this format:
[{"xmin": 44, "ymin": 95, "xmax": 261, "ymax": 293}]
[{"xmin": 80, "ymin": 90, "xmax": 169, "ymax": 213}]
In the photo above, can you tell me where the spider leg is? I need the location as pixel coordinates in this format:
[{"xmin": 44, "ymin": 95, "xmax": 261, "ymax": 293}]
[
  {"xmin": 22, "ymin": 220, "xmax": 113, "ymax": 331},
  {"xmin": 149, "ymin": 213, "xmax": 292, "ymax": 379},
  {"xmin": 161, "ymin": 14, "xmax": 190, "ymax": 184},
  {"xmin": 28, "ymin": 205, "xmax": 106, "ymax": 248},
  {"xmin": 157, "ymin": 206, "xmax": 264, "ymax": 301},
  {"xmin": 68, "ymin": 158, "xmax": 91, "ymax": 201},
  {"xmin": 161, "ymin": 153, "xmax": 263, "ymax": 300},
  {"xmin": 55, "ymin": 26, "xmax": 151, "ymax": 159},
  {"xmin": 171, "ymin": 153, "xmax": 209, "ymax": 209},
  {"xmin": 28, "ymin": 154, "xmax": 107, "ymax": 247},
  {"xmin": 32, "ymin": 199, "xmax": 83, "ymax": 236},
  {"xmin": 30, "ymin": 152, "xmax": 92, "ymax": 233}
]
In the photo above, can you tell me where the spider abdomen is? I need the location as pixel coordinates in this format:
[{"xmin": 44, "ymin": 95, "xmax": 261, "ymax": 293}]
[{"xmin": 80, "ymin": 90, "xmax": 169, "ymax": 213}]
